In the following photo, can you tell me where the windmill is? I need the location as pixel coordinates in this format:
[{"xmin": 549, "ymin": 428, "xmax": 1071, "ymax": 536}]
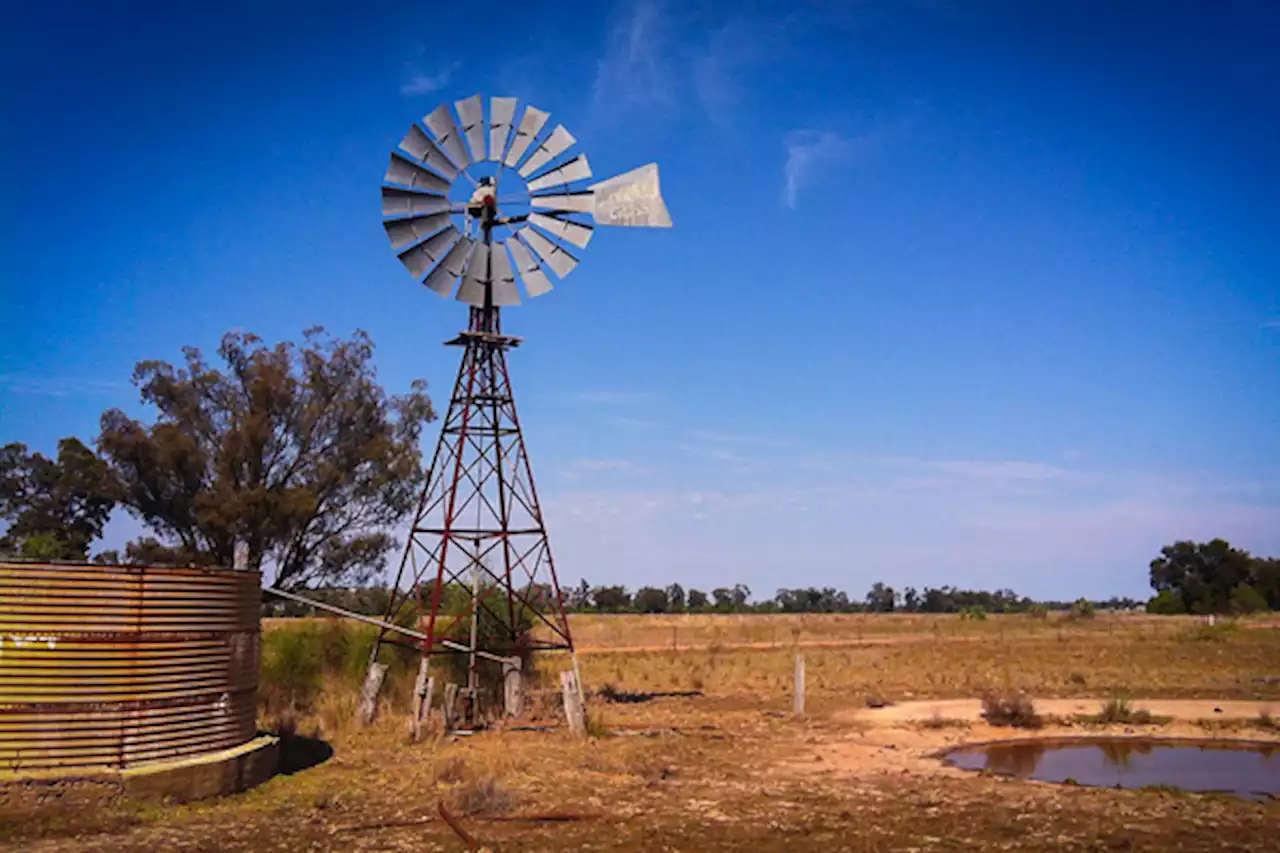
[{"xmin": 371, "ymin": 94, "xmax": 671, "ymax": 725}]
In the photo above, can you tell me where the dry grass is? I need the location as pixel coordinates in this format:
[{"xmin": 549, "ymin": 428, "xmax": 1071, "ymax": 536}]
[{"xmin": 5, "ymin": 614, "xmax": 1279, "ymax": 852}]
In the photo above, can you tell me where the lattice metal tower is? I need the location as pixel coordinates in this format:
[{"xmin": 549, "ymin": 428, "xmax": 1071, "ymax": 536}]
[{"xmin": 371, "ymin": 94, "xmax": 671, "ymax": 711}]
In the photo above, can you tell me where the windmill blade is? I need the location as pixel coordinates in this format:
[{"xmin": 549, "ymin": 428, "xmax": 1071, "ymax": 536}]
[
  {"xmin": 506, "ymin": 236, "xmax": 553, "ymax": 297},
  {"xmin": 489, "ymin": 97, "xmax": 517, "ymax": 163},
  {"xmin": 590, "ymin": 163, "xmax": 672, "ymax": 227},
  {"xmin": 385, "ymin": 153, "xmax": 453, "ymax": 194},
  {"xmin": 454, "ymin": 94, "xmax": 485, "ymax": 162},
  {"xmin": 518, "ymin": 125, "xmax": 577, "ymax": 178},
  {"xmin": 385, "ymin": 212, "xmax": 452, "ymax": 251},
  {"xmin": 503, "ymin": 105, "xmax": 549, "ymax": 169},
  {"xmin": 396, "ymin": 225, "xmax": 461, "ymax": 278},
  {"xmin": 528, "ymin": 212, "xmax": 593, "ymax": 249},
  {"xmin": 381, "ymin": 187, "xmax": 450, "ymax": 218},
  {"xmin": 525, "ymin": 155, "xmax": 591, "ymax": 193},
  {"xmin": 530, "ymin": 191, "xmax": 595, "ymax": 214},
  {"xmin": 424, "ymin": 102, "xmax": 472, "ymax": 167},
  {"xmin": 455, "ymin": 241, "xmax": 491, "ymax": 306},
  {"xmin": 424, "ymin": 237, "xmax": 474, "ymax": 298},
  {"xmin": 517, "ymin": 226, "xmax": 578, "ymax": 279},
  {"xmin": 397, "ymin": 124, "xmax": 459, "ymax": 181},
  {"xmin": 490, "ymin": 241, "xmax": 520, "ymax": 306}
]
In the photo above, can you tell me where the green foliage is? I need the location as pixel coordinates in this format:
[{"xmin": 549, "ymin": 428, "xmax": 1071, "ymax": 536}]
[
  {"xmin": 865, "ymin": 582, "xmax": 897, "ymax": 613},
  {"xmin": 1069, "ymin": 598, "xmax": 1096, "ymax": 619},
  {"xmin": 423, "ymin": 581, "xmax": 538, "ymax": 708},
  {"xmin": 633, "ymin": 586, "xmax": 670, "ymax": 613},
  {"xmin": 1148, "ymin": 539, "xmax": 1277, "ymax": 614},
  {"xmin": 0, "ymin": 438, "xmax": 116, "ymax": 561},
  {"xmin": 258, "ymin": 620, "xmax": 418, "ymax": 720},
  {"xmin": 959, "ymin": 605, "xmax": 987, "ymax": 621},
  {"xmin": 1229, "ymin": 582, "xmax": 1268, "ymax": 614},
  {"xmin": 97, "ymin": 328, "xmax": 434, "ymax": 588},
  {"xmin": 1146, "ymin": 589, "xmax": 1186, "ymax": 615},
  {"xmin": 1027, "ymin": 604, "xmax": 1049, "ymax": 619}
]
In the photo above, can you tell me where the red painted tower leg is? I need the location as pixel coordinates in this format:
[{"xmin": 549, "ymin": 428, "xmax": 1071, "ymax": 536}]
[{"xmin": 378, "ymin": 304, "xmax": 574, "ymax": 678}]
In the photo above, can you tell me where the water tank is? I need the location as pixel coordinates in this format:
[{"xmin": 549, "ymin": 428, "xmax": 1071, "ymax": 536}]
[{"xmin": 0, "ymin": 561, "xmax": 261, "ymax": 772}]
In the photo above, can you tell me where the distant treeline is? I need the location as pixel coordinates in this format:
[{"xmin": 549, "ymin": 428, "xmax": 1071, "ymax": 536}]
[
  {"xmin": 269, "ymin": 538, "xmax": 1280, "ymax": 620},
  {"xmin": 266, "ymin": 581, "xmax": 1142, "ymax": 619}
]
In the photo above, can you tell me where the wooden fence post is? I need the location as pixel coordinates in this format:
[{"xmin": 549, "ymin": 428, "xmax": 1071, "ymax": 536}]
[
  {"xmin": 794, "ymin": 654, "xmax": 805, "ymax": 718},
  {"xmin": 561, "ymin": 670, "xmax": 586, "ymax": 736},
  {"xmin": 358, "ymin": 662, "xmax": 388, "ymax": 726},
  {"xmin": 442, "ymin": 683, "xmax": 459, "ymax": 732},
  {"xmin": 410, "ymin": 656, "xmax": 432, "ymax": 742},
  {"xmin": 503, "ymin": 660, "xmax": 523, "ymax": 717}
]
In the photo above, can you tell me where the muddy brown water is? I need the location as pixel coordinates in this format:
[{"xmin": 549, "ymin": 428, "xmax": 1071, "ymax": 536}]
[{"xmin": 946, "ymin": 738, "xmax": 1280, "ymax": 800}]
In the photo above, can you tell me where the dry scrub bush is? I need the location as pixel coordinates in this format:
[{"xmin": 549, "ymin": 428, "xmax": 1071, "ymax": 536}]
[{"xmin": 980, "ymin": 693, "xmax": 1042, "ymax": 728}]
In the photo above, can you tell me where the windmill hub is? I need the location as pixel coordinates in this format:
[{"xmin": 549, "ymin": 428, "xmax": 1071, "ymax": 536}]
[{"xmin": 373, "ymin": 94, "xmax": 672, "ymax": 728}]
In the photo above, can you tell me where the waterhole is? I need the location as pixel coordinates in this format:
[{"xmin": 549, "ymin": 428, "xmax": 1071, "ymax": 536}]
[{"xmin": 946, "ymin": 738, "xmax": 1279, "ymax": 800}]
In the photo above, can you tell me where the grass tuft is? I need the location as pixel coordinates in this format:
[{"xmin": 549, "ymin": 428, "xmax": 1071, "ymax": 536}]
[{"xmin": 1085, "ymin": 697, "xmax": 1167, "ymax": 725}]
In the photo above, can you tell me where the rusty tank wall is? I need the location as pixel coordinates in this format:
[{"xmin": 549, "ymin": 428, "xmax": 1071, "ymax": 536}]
[{"xmin": 0, "ymin": 561, "xmax": 261, "ymax": 772}]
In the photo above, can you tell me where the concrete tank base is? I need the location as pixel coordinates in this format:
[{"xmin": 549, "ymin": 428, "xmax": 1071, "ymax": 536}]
[{"xmin": 1, "ymin": 734, "xmax": 279, "ymax": 804}]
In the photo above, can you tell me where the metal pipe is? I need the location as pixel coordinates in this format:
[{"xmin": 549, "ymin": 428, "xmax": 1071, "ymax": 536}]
[{"xmin": 263, "ymin": 587, "xmax": 518, "ymax": 665}]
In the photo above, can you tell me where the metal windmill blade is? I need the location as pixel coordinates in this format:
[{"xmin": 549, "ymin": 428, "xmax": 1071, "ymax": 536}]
[
  {"xmin": 528, "ymin": 212, "xmax": 592, "ymax": 249},
  {"xmin": 526, "ymin": 155, "xmax": 591, "ymax": 192},
  {"xmin": 516, "ymin": 227, "xmax": 578, "ymax": 278},
  {"xmin": 385, "ymin": 212, "xmax": 452, "ymax": 251},
  {"xmin": 397, "ymin": 124, "xmax": 460, "ymax": 181},
  {"xmin": 531, "ymin": 191, "xmax": 595, "ymax": 214},
  {"xmin": 455, "ymin": 241, "xmax": 491, "ymax": 306},
  {"xmin": 381, "ymin": 187, "xmax": 450, "ymax": 218},
  {"xmin": 397, "ymin": 226, "xmax": 461, "ymax": 278},
  {"xmin": 505, "ymin": 236, "xmax": 553, "ymax": 297},
  {"xmin": 423, "ymin": 237, "xmax": 474, "ymax": 298},
  {"xmin": 503, "ymin": 105, "xmax": 549, "ymax": 169},
  {"xmin": 385, "ymin": 154, "xmax": 453, "ymax": 194},
  {"xmin": 518, "ymin": 125, "xmax": 576, "ymax": 178},
  {"xmin": 489, "ymin": 241, "xmax": 520, "ymax": 306},
  {"xmin": 488, "ymin": 97, "xmax": 517, "ymax": 162},
  {"xmin": 454, "ymin": 94, "xmax": 486, "ymax": 162},
  {"xmin": 424, "ymin": 103, "xmax": 472, "ymax": 168}
]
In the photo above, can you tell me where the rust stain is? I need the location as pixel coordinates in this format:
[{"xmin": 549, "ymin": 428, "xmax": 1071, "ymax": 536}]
[{"xmin": 0, "ymin": 561, "xmax": 261, "ymax": 772}]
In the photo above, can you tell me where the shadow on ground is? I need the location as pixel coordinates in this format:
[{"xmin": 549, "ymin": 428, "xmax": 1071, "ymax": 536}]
[{"xmin": 277, "ymin": 734, "xmax": 334, "ymax": 775}]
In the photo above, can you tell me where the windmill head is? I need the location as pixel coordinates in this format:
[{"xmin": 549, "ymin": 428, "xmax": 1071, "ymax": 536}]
[{"xmin": 381, "ymin": 95, "xmax": 672, "ymax": 307}]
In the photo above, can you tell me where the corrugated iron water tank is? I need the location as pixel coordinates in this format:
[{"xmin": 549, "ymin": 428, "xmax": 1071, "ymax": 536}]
[{"xmin": 0, "ymin": 561, "xmax": 261, "ymax": 773}]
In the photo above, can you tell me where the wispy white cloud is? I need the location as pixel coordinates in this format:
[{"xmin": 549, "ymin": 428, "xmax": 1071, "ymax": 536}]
[
  {"xmin": 400, "ymin": 61, "xmax": 459, "ymax": 96},
  {"xmin": 0, "ymin": 375, "xmax": 127, "ymax": 398},
  {"xmin": 691, "ymin": 19, "xmax": 775, "ymax": 125},
  {"xmin": 593, "ymin": 0, "xmax": 673, "ymax": 109},
  {"xmin": 782, "ymin": 128, "xmax": 886, "ymax": 209}
]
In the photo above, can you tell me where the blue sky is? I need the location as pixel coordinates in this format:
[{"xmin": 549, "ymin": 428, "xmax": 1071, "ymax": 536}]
[{"xmin": 2, "ymin": 0, "xmax": 1278, "ymax": 601}]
